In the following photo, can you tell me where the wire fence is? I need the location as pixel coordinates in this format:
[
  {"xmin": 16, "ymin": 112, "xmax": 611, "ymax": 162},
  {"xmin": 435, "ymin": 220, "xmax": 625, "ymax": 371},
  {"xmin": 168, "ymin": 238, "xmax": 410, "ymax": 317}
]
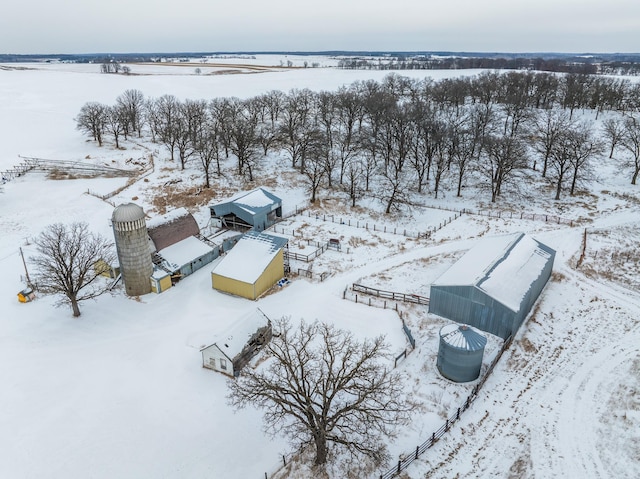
[{"xmin": 462, "ymin": 207, "xmax": 574, "ymax": 226}]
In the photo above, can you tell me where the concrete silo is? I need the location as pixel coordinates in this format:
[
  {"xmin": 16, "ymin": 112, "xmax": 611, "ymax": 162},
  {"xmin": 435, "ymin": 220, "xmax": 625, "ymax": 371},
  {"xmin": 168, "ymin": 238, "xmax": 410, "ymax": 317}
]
[
  {"xmin": 112, "ymin": 203, "xmax": 153, "ymax": 296},
  {"xmin": 437, "ymin": 324, "xmax": 487, "ymax": 383}
]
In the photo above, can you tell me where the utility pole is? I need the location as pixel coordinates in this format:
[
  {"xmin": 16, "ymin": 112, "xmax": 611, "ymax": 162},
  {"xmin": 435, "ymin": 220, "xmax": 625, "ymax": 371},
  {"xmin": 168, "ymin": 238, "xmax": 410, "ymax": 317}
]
[{"xmin": 19, "ymin": 247, "xmax": 33, "ymax": 288}]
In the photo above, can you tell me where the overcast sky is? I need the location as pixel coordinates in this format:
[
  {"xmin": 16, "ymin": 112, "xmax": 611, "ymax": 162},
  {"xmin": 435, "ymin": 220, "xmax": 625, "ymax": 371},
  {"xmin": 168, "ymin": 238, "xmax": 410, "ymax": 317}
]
[{"xmin": 2, "ymin": 0, "xmax": 639, "ymax": 54}]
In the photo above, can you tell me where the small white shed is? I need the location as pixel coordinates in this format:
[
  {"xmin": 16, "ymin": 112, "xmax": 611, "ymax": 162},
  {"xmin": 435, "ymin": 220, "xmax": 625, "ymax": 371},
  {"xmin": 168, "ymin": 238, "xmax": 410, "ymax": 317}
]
[{"xmin": 200, "ymin": 310, "xmax": 272, "ymax": 378}]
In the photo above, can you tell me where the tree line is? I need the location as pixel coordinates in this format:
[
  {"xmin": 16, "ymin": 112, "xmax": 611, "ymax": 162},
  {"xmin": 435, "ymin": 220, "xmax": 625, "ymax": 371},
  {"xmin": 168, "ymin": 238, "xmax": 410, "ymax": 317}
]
[
  {"xmin": 76, "ymin": 70, "xmax": 640, "ymax": 211},
  {"xmin": 337, "ymin": 56, "xmax": 640, "ymax": 76}
]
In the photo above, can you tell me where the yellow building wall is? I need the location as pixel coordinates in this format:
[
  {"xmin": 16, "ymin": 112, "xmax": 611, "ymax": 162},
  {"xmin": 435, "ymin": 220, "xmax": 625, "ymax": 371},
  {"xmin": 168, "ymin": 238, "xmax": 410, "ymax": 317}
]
[
  {"xmin": 211, "ymin": 249, "xmax": 285, "ymax": 300},
  {"xmin": 212, "ymin": 273, "xmax": 255, "ymax": 299},
  {"xmin": 253, "ymin": 250, "xmax": 285, "ymax": 299},
  {"xmin": 151, "ymin": 274, "xmax": 173, "ymax": 294}
]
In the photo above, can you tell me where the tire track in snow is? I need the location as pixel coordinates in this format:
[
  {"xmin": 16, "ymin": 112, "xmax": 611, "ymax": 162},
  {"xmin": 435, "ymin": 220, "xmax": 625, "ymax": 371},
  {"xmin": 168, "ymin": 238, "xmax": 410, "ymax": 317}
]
[{"xmin": 418, "ymin": 262, "xmax": 638, "ymax": 478}]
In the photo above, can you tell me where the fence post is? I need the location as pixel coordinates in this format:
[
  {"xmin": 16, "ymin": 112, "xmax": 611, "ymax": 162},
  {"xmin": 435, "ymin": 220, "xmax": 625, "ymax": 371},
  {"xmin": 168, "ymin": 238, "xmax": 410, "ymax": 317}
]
[
  {"xmin": 457, "ymin": 407, "xmax": 460, "ymax": 420},
  {"xmin": 283, "ymin": 455, "xmax": 286, "ymax": 466},
  {"xmin": 415, "ymin": 445, "xmax": 419, "ymax": 459},
  {"xmin": 397, "ymin": 460, "xmax": 401, "ymax": 473}
]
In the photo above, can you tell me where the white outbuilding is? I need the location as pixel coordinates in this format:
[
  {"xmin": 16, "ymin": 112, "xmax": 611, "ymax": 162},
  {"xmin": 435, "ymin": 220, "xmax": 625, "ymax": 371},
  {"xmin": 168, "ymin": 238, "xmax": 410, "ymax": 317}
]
[{"xmin": 200, "ymin": 310, "xmax": 272, "ymax": 378}]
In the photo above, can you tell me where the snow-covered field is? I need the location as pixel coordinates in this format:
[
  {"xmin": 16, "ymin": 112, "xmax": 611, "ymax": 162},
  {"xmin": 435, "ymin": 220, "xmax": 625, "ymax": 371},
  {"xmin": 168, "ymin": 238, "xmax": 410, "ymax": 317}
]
[{"xmin": 0, "ymin": 58, "xmax": 638, "ymax": 479}]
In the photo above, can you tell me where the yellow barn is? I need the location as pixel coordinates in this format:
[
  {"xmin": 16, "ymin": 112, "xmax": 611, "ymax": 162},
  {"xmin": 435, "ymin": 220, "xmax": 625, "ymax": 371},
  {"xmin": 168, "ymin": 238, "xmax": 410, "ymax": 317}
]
[{"xmin": 211, "ymin": 231, "xmax": 288, "ymax": 300}]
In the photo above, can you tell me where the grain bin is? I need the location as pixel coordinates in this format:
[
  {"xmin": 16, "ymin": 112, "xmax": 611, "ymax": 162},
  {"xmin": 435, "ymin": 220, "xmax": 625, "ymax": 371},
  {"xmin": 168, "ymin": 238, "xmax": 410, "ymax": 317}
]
[
  {"xmin": 437, "ymin": 324, "xmax": 487, "ymax": 383},
  {"xmin": 112, "ymin": 203, "xmax": 153, "ymax": 296}
]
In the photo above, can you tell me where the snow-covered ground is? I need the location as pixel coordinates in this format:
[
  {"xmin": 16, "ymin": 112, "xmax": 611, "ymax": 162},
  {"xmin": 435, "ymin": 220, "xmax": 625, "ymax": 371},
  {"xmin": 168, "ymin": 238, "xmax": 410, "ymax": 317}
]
[{"xmin": 0, "ymin": 57, "xmax": 638, "ymax": 479}]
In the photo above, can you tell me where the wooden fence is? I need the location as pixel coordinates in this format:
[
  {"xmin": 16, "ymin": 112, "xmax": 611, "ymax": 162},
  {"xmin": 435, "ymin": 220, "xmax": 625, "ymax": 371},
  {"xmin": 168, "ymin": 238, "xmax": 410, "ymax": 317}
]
[
  {"xmin": 295, "ymin": 268, "xmax": 331, "ymax": 282},
  {"xmin": 352, "ymin": 283, "xmax": 429, "ymax": 306},
  {"xmin": 283, "ymin": 241, "xmax": 335, "ymax": 262},
  {"xmin": 377, "ymin": 334, "xmax": 513, "ymax": 479}
]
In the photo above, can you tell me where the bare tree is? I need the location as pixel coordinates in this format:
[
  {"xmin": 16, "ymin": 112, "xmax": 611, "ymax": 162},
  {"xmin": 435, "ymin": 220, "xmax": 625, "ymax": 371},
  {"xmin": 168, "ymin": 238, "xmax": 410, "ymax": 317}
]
[
  {"xmin": 299, "ymin": 127, "xmax": 326, "ymax": 203},
  {"xmin": 116, "ymin": 89, "xmax": 145, "ymax": 137},
  {"xmin": 279, "ymin": 89, "xmax": 315, "ymax": 169},
  {"xmin": 104, "ymin": 105, "xmax": 126, "ymax": 149},
  {"xmin": 76, "ymin": 102, "xmax": 107, "ymax": 146},
  {"xmin": 155, "ymin": 95, "xmax": 181, "ymax": 162},
  {"xmin": 30, "ymin": 222, "xmax": 116, "ymax": 317},
  {"xmin": 601, "ymin": 116, "xmax": 625, "ymax": 159},
  {"xmin": 343, "ymin": 157, "xmax": 365, "ymax": 207},
  {"xmin": 531, "ymin": 109, "xmax": 572, "ymax": 176},
  {"xmin": 482, "ymin": 134, "xmax": 528, "ymax": 202},
  {"xmin": 620, "ymin": 114, "xmax": 640, "ymax": 184},
  {"xmin": 228, "ymin": 319, "xmax": 412, "ymax": 468},
  {"xmin": 378, "ymin": 155, "xmax": 414, "ymax": 214},
  {"xmin": 193, "ymin": 126, "xmax": 221, "ymax": 188},
  {"xmin": 567, "ymin": 124, "xmax": 601, "ymax": 196}
]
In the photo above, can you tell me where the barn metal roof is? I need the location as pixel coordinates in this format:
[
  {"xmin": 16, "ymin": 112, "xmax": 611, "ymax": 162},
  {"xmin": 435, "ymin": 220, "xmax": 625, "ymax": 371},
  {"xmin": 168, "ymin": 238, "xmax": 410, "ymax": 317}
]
[
  {"xmin": 432, "ymin": 232, "xmax": 555, "ymax": 312},
  {"xmin": 211, "ymin": 231, "xmax": 288, "ymax": 284}
]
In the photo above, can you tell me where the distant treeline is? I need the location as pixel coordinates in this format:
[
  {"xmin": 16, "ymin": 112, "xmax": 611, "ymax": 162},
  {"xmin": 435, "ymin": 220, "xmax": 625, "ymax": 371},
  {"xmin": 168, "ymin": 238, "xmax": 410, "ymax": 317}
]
[
  {"xmin": 337, "ymin": 55, "xmax": 640, "ymax": 76},
  {"xmin": 4, "ymin": 51, "xmax": 640, "ymax": 75}
]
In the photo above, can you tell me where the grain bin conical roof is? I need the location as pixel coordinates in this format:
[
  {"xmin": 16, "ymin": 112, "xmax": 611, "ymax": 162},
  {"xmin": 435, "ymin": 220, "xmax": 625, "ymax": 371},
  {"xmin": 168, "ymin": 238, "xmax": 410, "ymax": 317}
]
[{"xmin": 440, "ymin": 324, "xmax": 487, "ymax": 351}]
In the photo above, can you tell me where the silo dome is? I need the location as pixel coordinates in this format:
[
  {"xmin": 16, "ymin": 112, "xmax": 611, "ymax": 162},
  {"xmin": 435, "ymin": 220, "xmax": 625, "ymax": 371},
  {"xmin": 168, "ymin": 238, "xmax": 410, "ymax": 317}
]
[
  {"xmin": 112, "ymin": 203, "xmax": 153, "ymax": 296},
  {"xmin": 437, "ymin": 324, "xmax": 487, "ymax": 383},
  {"xmin": 112, "ymin": 202, "xmax": 145, "ymax": 224}
]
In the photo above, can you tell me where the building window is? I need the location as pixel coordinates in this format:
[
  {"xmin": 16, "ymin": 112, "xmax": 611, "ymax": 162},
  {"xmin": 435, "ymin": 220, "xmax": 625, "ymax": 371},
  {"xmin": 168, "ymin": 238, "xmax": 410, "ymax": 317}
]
[{"xmin": 220, "ymin": 358, "xmax": 227, "ymax": 370}]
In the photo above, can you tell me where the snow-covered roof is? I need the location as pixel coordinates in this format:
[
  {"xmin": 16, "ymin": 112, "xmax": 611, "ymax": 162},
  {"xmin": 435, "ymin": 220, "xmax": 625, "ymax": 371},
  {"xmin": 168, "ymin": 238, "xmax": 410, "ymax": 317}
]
[
  {"xmin": 440, "ymin": 324, "xmax": 487, "ymax": 351},
  {"xmin": 200, "ymin": 310, "xmax": 269, "ymax": 359},
  {"xmin": 157, "ymin": 236, "xmax": 214, "ymax": 271},
  {"xmin": 433, "ymin": 232, "xmax": 554, "ymax": 312},
  {"xmin": 147, "ymin": 208, "xmax": 200, "ymax": 251},
  {"xmin": 112, "ymin": 203, "xmax": 145, "ymax": 223},
  {"xmin": 478, "ymin": 235, "xmax": 553, "ymax": 311},
  {"xmin": 211, "ymin": 231, "xmax": 288, "ymax": 284},
  {"xmin": 146, "ymin": 207, "xmax": 191, "ymax": 229},
  {"xmin": 210, "ymin": 188, "xmax": 282, "ymax": 225}
]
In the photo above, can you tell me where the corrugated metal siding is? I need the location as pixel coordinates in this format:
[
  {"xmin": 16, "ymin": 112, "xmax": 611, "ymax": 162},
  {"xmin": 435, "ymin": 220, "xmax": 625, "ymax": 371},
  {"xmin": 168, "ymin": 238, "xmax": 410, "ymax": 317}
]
[
  {"xmin": 430, "ymin": 285, "xmax": 516, "ymax": 340},
  {"xmin": 437, "ymin": 337, "xmax": 485, "ymax": 382},
  {"xmin": 429, "ymin": 243, "xmax": 555, "ymax": 340},
  {"xmin": 178, "ymin": 248, "xmax": 219, "ymax": 277}
]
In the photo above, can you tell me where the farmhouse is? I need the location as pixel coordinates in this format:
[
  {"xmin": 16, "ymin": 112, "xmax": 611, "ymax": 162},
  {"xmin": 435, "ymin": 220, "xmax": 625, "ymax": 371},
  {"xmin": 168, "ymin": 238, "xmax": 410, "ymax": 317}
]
[
  {"xmin": 209, "ymin": 187, "xmax": 282, "ymax": 232},
  {"xmin": 211, "ymin": 231, "xmax": 289, "ymax": 300},
  {"xmin": 200, "ymin": 310, "xmax": 273, "ymax": 377},
  {"xmin": 429, "ymin": 232, "xmax": 555, "ymax": 340}
]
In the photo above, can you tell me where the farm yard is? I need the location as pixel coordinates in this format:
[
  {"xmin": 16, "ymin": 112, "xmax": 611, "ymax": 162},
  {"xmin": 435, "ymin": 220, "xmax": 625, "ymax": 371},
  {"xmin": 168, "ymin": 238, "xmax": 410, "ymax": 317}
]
[{"xmin": 0, "ymin": 57, "xmax": 638, "ymax": 479}]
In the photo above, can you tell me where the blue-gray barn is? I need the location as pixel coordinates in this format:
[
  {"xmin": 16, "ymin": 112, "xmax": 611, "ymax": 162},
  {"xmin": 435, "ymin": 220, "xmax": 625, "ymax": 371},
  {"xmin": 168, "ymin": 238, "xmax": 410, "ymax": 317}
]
[
  {"xmin": 209, "ymin": 188, "xmax": 282, "ymax": 232},
  {"xmin": 429, "ymin": 233, "xmax": 555, "ymax": 340}
]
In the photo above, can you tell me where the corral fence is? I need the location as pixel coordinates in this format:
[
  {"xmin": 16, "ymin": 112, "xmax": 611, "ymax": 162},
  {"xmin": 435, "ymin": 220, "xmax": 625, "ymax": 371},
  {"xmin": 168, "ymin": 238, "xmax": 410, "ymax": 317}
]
[
  {"xmin": 295, "ymin": 268, "xmax": 331, "ymax": 282},
  {"xmin": 10, "ymin": 155, "xmax": 140, "ymax": 179},
  {"xmin": 377, "ymin": 334, "xmax": 514, "ymax": 479},
  {"xmin": 273, "ymin": 203, "xmax": 462, "ymax": 241},
  {"xmin": 352, "ymin": 283, "xmax": 429, "ymax": 306},
  {"xmin": 462, "ymin": 207, "xmax": 574, "ymax": 226},
  {"xmin": 282, "ymin": 239, "xmax": 344, "ymax": 262}
]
